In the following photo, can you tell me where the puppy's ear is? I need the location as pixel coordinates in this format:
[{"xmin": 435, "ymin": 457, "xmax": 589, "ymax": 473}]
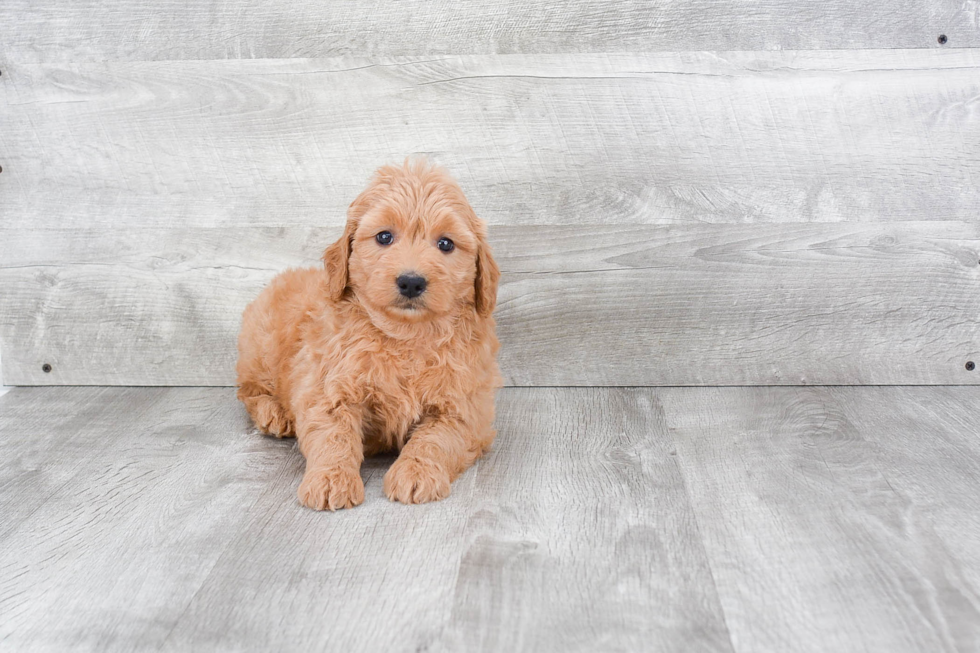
[
  {"xmin": 474, "ymin": 230, "xmax": 500, "ymax": 318},
  {"xmin": 322, "ymin": 221, "xmax": 354, "ymax": 302},
  {"xmin": 323, "ymin": 190, "xmax": 371, "ymax": 301}
]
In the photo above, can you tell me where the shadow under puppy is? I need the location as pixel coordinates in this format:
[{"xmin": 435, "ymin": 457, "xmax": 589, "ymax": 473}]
[{"xmin": 236, "ymin": 159, "xmax": 502, "ymax": 510}]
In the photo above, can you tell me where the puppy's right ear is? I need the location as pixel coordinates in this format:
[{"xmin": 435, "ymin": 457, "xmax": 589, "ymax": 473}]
[{"xmin": 323, "ymin": 190, "xmax": 371, "ymax": 301}]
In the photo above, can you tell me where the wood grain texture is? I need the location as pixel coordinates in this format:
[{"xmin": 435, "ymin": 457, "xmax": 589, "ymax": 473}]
[
  {"xmin": 0, "ymin": 0, "xmax": 976, "ymax": 64},
  {"xmin": 0, "ymin": 386, "xmax": 293, "ymax": 651},
  {"xmin": 836, "ymin": 386, "xmax": 980, "ymax": 648},
  {"xmin": 0, "ymin": 386, "xmax": 735, "ymax": 652},
  {"xmin": 2, "ymin": 386, "xmax": 979, "ymax": 651},
  {"xmin": 1, "ymin": 222, "xmax": 978, "ymax": 386},
  {"xmin": 3, "ymin": 51, "xmax": 980, "ymax": 230},
  {"xmin": 0, "ymin": 348, "xmax": 9, "ymax": 397},
  {"xmin": 661, "ymin": 386, "xmax": 980, "ymax": 653},
  {"xmin": 166, "ymin": 387, "xmax": 733, "ymax": 652},
  {"xmin": 0, "ymin": 387, "xmax": 168, "ymax": 543}
]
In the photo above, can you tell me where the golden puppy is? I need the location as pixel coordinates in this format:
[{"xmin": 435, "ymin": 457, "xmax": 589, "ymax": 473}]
[{"xmin": 236, "ymin": 159, "xmax": 502, "ymax": 510}]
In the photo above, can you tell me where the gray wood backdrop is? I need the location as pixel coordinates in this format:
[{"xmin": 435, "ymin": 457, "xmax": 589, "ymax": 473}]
[
  {"xmin": 1, "ymin": 3, "xmax": 978, "ymax": 386},
  {"xmin": 1, "ymin": 1, "xmax": 975, "ymax": 62}
]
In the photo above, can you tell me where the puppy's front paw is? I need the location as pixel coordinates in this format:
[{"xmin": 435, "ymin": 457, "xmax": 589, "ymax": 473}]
[
  {"xmin": 298, "ymin": 465, "xmax": 364, "ymax": 511},
  {"xmin": 384, "ymin": 457, "xmax": 452, "ymax": 504}
]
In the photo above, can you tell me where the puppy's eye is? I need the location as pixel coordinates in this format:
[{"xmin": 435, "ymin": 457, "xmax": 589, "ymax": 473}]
[
  {"xmin": 437, "ymin": 237, "xmax": 455, "ymax": 253},
  {"xmin": 376, "ymin": 231, "xmax": 394, "ymax": 246}
]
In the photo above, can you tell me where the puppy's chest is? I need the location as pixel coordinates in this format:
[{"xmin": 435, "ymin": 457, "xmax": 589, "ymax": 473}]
[
  {"xmin": 365, "ymin": 351, "xmax": 423, "ymax": 392},
  {"xmin": 360, "ymin": 351, "xmax": 443, "ymax": 441}
]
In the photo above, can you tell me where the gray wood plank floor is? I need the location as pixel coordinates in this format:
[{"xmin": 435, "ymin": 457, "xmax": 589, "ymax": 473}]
[{"xmin": 1, "ymin": 386, "xmax": 978, "ymax": 652}]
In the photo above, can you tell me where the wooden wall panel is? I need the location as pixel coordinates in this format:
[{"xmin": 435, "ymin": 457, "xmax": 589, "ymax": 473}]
[
  {"xmin": 3, "ymin": 51, "xmax": 978, "ymax": 386},
  {"xmin": 1, "ymin": 223, "xmax": 977, "ymax": 386},
  {"xmin": 2, "ymin": 51, "xmax": 979, "ymax": 231},
  {"xmin": 0, "ymin": 0, "xmax": 975, "ymax": 64}
]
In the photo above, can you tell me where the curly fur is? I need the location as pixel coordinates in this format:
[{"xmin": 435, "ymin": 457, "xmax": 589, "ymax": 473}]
[{"xmin": 236, "ymin": 159, "xmax": 502, "ymax": 510}]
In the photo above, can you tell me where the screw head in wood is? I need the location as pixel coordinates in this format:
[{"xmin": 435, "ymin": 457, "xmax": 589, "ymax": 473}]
[
  {"xmin": 938, "ymin": 34, "xmax": 948, "ymax": 44},
  {"xmin": 967, "ymin": 361, "xmax": 976, "ymax": 371},
  {"xmin": 42, "ymin": 363, "xmax": 52, "ymax": 373}
]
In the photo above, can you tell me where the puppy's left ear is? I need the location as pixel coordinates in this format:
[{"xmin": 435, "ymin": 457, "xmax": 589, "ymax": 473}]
[
  {"xmin": 323, "ymin": 220, "xmax": 354, "ymax": 302},
  {"xmin": 474, "ymin": 229, "xmax": 500, "ymax": 318},
  {"xmin": 323, "ymin": 190, "xmax": 371, "ymax": 301}
]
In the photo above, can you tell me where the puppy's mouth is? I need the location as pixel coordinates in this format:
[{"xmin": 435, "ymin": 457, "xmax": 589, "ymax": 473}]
[{"xmin": 391, "ymin": 298, "xmax": 428, "ymax": 313}]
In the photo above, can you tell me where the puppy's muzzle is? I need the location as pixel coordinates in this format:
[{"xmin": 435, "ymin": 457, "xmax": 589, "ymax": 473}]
[{"xmin": 396, "ymin": 273, "xmax": 427, "ymax": 299}]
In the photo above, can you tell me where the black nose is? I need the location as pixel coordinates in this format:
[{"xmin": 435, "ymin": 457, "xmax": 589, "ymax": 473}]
[{"xmin": 396, "ymin": 273, "xmax": 427, "ymax": 299}]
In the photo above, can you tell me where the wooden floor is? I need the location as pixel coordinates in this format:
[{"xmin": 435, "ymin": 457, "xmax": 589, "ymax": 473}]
[{"xmin": 1, "ymin": 386, "xmax": 979, "ymax": 651}]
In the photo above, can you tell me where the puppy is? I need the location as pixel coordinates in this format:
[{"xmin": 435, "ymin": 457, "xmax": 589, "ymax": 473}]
[{"xmin": 236, "ymin": 159, "xmax": 502, "ymax": 510}]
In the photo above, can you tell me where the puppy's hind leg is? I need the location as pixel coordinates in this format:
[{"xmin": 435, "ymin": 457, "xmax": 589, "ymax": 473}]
[{"xmin": 238, "ymin": 384, "xmax": 295, "ymax": 437}]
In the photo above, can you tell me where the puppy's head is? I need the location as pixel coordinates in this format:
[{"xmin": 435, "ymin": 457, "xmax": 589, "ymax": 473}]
[{"xmin": 324, "ymin": 159, "xmax": 499, "ymax": 326}]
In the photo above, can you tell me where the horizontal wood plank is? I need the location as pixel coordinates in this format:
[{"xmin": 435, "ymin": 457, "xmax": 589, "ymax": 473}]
[
  {"xmin": 1, "ymin": 222, "xmax": 977, "ymax": 386},
  {"xmin": 2, "ymin": 51, "xmax": 980, "ymax": 230},
  {"xmin": 0, "ymin": 0, "xmax": 974, "ymax": 64}
]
